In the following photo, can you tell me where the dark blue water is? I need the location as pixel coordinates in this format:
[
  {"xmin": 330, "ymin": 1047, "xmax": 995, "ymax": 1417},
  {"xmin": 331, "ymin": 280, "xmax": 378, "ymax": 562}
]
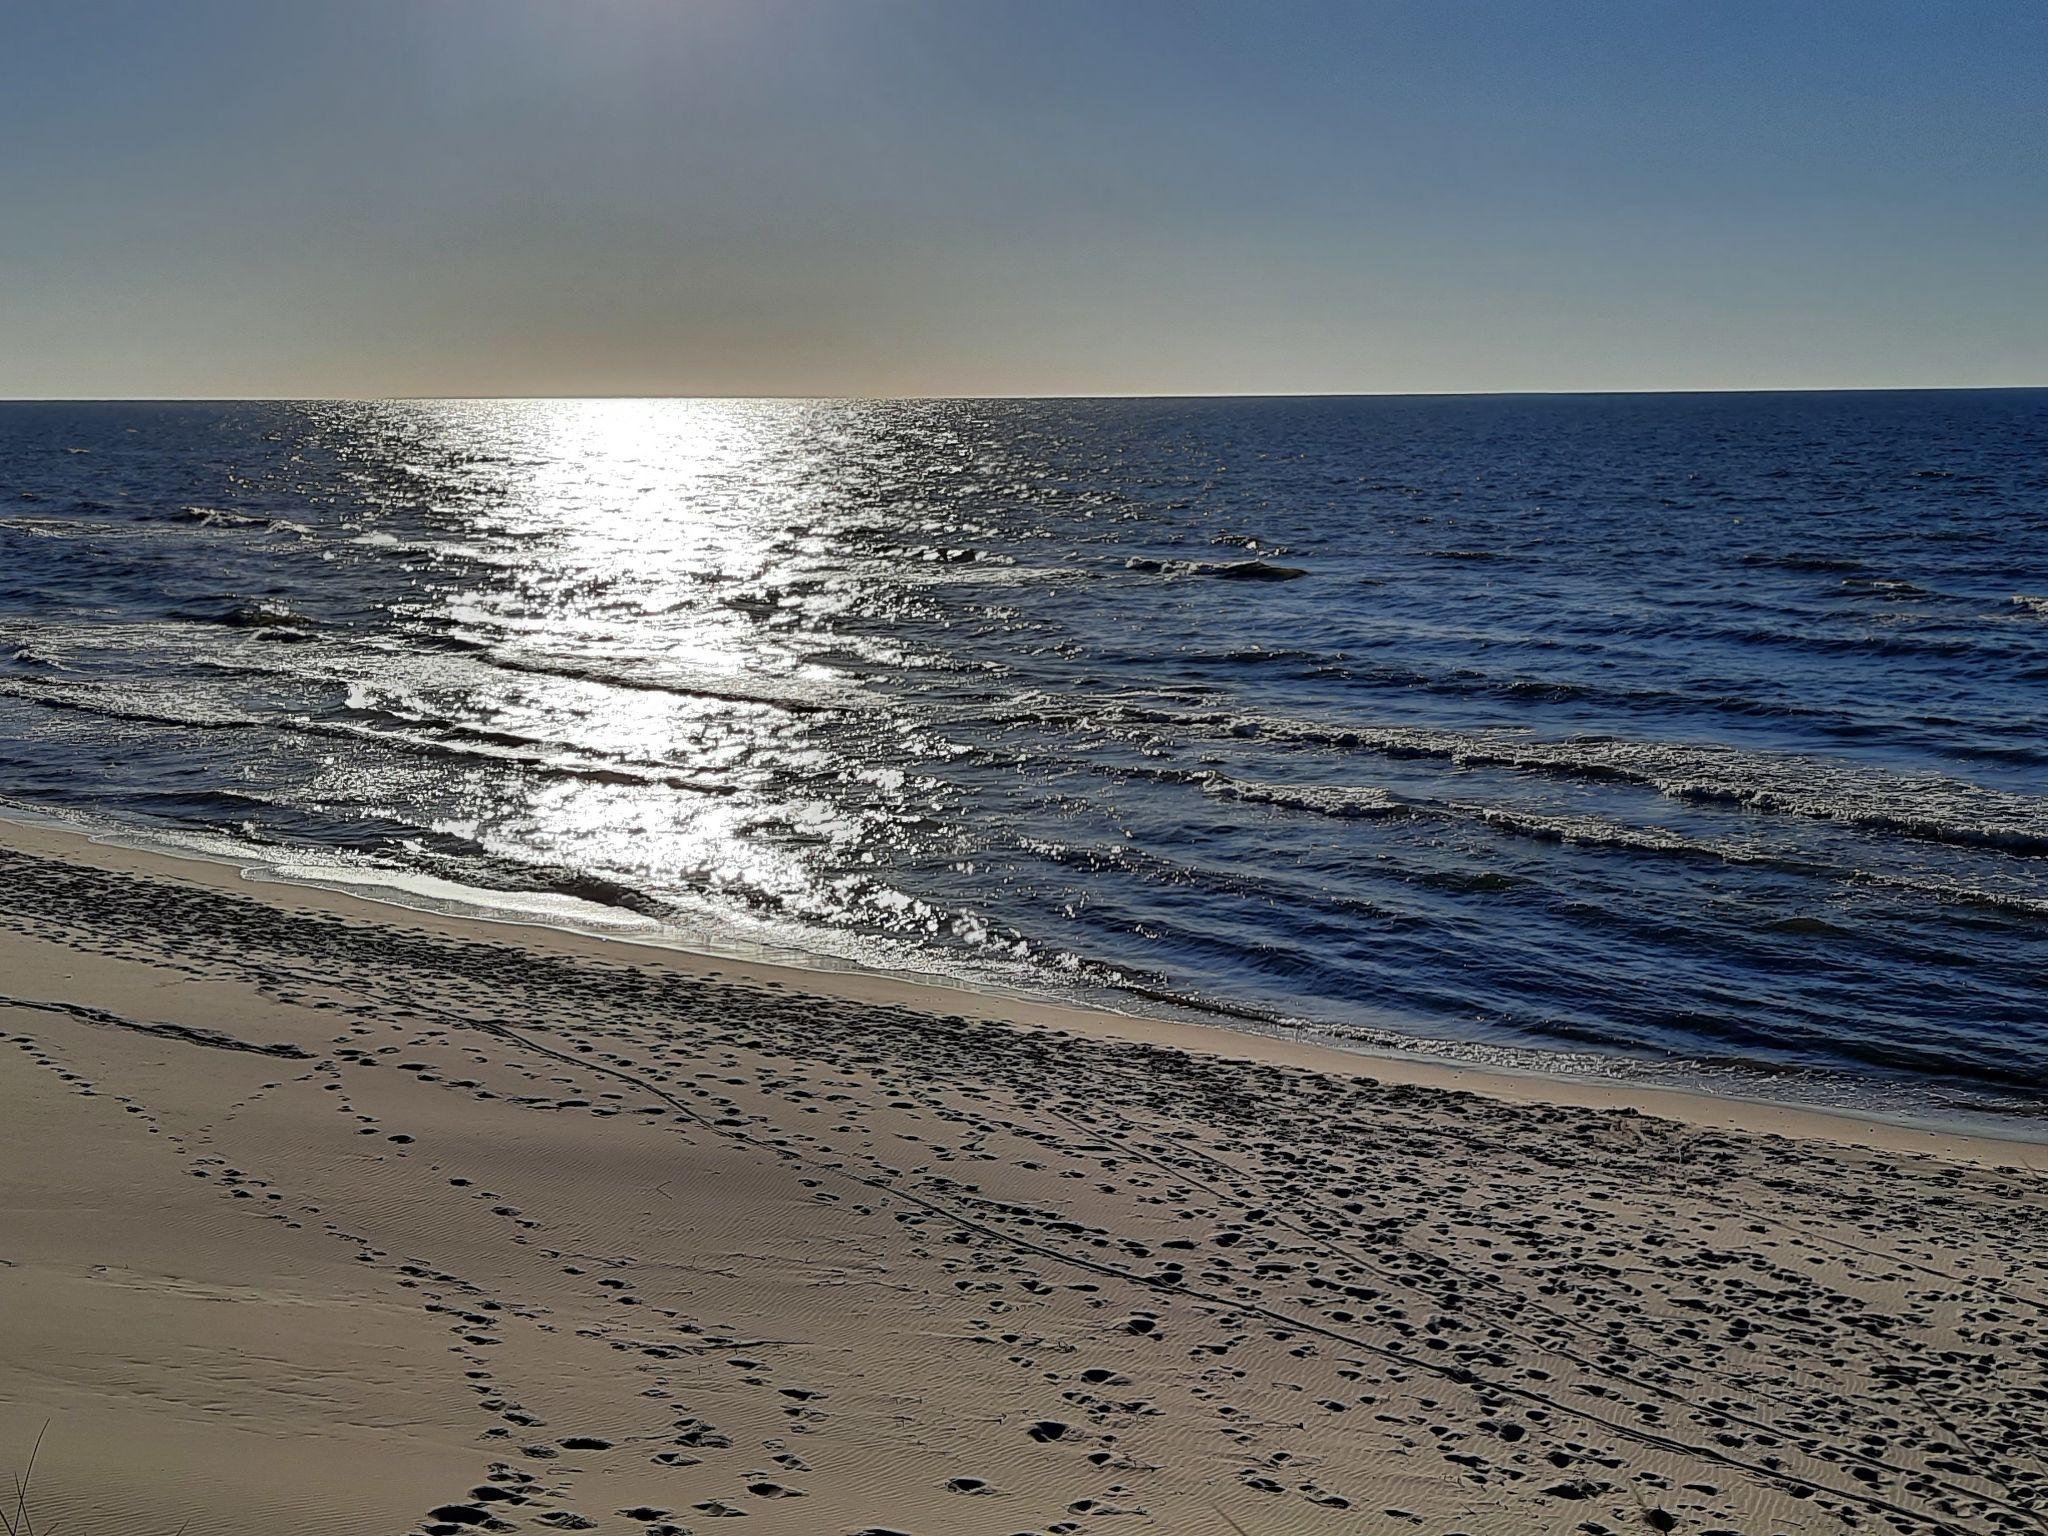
[{"xmin": 4, "ymin": 394, "xmax": 2046, "ymax": 1120}]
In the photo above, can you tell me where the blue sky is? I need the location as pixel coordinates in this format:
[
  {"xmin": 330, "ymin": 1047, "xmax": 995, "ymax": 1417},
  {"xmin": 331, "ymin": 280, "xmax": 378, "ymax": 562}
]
[{"xmin": 2, "ymin": 0, "xmax": 2043, "ymax": 396}]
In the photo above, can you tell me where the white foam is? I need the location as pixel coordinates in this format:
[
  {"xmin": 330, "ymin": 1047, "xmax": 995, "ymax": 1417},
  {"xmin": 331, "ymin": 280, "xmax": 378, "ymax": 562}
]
[{"xmin": 249, "ymin": 860, "xmax": 660, "ymax": 931}]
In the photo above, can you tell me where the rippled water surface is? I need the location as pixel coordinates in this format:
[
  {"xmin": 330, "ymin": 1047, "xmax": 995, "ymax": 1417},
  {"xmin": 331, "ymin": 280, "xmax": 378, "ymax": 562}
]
[{"xmin": 4, "ymin": 394, "xmax": 2046, "ymax": 1119}]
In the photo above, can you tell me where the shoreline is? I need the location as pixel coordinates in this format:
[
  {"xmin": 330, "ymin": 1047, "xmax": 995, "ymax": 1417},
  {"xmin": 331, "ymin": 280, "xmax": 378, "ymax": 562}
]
[
  {"xmin": 1, "ymin": 808, "xmax": 2043, "ymax": 1533},
  {"xmin": 1, "ymin": 808, "xmax": 2040, "ymax": 1166}
]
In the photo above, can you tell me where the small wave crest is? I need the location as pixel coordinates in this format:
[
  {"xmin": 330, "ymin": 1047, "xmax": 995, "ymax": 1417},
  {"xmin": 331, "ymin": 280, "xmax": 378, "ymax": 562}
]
[
  {"xmin": 177, "ymin": 507, "xmax": 310, "ymax": 535},
  {"xmin": 481, "ymin": 652, "xmax": 850, "ymax": 715},
  {"xmin": 172, "ymin": 601, "xmax": 325, "ymax": 635},
  {"xmin": 1217, "ymin": 715, "xmax": 2048, "ymax": 856},
  {"xmin": 1124, "ymin": 556, "xmax": 1307, "ymax": 581},
  {"xmin": 1199, "ymin": 775, "xmax": 1408, "ymax": 819}
]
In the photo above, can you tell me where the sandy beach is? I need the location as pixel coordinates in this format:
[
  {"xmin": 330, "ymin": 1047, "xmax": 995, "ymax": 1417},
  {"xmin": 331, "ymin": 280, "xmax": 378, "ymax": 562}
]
[
  {"xmin": 9, "ymin": 0, "xmax": 2047, "ymax": 1529},
  {"xmin": 1, "ymin": 816, "xmax": 2043, "ymax": 1536}
]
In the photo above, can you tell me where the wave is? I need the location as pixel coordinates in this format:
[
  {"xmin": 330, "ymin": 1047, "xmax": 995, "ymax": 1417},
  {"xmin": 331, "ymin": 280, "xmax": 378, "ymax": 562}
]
[
  {"xmin": 176, "ymin": 507, "xmax": 310, "ymax": 535},
  {"xmin": 105, "ymin": 796, "xmax": 680, "ymax": 923},
  {"xmin": 1455, "ymin": 805, "xmax": 2048, "ymax": 915},
  {"xmin": 1200, "ymin": 776, "xmax": 1407, "ymax": 819},
  {"xmin": 0, "ymin": 513, "xmax": 148, "ymax": 539},
  {"xmin": 1836, "ymin": 575, "xmax": 1934, "ymax": 599},
  {"xmin": 1172, "ymin": 645, "xmax": 1334, "ymax": 671},
  {"xmin": 400, "ymin": 855, "xmax": 678, "ymax": 920},
  {"xmin": 1713, "ymin": 621, "xmax": 2023, "ymax": 662},
  {"xmin": 1738, "ymin": 552, "xmax": 1866, "ymax": 573},
  {"xmin": 68, "ymin": 603, "xmax": 851, "ymax": 717},
  {"xmin": 1010, "ymin": 649, "xmax": 2048, "ymax": 761},
  {"xmin": 880, "ymin": 545, "xmax": 1014, "ymax": 566},
  {"xmin": 299, "ymin": 712, "xmax": 738, "ymax": 794},
  {"xmin": 479, "ymin": 653, "xmax": 848, "ymax": 715},
  {"xmin": 1001, "ymin": 695, "xmax": 2048, "ymax": 858},
  {"xmin": 1123, "ymin": 556, "xmax": 1308, "ymax": 581},
  {"xmin": 1190, "ymin": 770, "xmax": 2048, "ymax": 918},
  {"xmin": 1212, "ymin": 717, "xmax": 2048, "ymax": 856},
  {"xmin": 0, "ymin": 677, "xmax": 269, "ymax": 733},
  {"xmin": 0, "ymin": 676, "xmax": 736, "ymax": 795},
  {"xmin": 172, "ymin": 601, "xmax": 325, "ymax": 633}
]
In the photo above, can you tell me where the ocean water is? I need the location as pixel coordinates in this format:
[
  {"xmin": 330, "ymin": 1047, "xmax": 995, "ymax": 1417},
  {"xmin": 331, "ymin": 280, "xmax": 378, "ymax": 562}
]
[{"xmin": 3, "ymin": 393, "xmax": 2045, "ymax": 1123}]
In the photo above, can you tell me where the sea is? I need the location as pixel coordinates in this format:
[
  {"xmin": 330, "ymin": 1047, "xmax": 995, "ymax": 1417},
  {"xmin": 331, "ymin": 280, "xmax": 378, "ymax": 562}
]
[{"xmin": 3, "ymin": 393, "xmax": 2044, "ymax": 1129}]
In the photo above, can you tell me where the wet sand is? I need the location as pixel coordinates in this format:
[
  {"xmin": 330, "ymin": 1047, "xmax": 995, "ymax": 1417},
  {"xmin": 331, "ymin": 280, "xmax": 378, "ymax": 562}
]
[{"xmin": 0, "ymin": 817, "xmax": 2043, "ymax": 1536}]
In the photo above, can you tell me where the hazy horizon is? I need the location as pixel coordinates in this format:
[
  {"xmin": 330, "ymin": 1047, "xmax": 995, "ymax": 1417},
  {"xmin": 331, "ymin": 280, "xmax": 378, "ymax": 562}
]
[
  {"xmin": 5, "ymin": 0, "xmax": 2045, "ymax": 398},
  {"xmin": 8, "ymin": 384, "xmax": 2048, "ymax": 405}
]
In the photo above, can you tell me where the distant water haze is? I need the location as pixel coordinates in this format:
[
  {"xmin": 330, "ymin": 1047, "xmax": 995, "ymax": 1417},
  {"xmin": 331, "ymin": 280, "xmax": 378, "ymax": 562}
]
[{"xmin": 3, "ymin": 392, "xmax": 2046, "ymax": 1126}]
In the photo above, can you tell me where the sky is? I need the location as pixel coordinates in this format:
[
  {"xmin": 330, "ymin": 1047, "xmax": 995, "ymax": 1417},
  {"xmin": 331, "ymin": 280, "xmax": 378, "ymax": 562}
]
[{"xmin": 2, "ymin": 0, "xmax": 2044, "ymax": 398}]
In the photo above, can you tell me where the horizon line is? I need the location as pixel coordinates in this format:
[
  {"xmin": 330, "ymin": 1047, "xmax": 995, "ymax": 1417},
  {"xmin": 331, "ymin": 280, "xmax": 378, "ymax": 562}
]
[{"xmin": 4, "ymin": 382, "xmax": 2047, "ymax": 406}]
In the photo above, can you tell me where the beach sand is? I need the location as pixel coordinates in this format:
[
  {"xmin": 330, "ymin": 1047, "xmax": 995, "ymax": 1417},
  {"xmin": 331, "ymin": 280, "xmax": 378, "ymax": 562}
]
[{"xmin": 0, "ymin": 818, "xmax": 2043, "ymax": 1536}]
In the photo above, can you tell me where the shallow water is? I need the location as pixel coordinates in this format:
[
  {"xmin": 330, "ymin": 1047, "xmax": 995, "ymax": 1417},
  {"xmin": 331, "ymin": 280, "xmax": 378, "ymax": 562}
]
[{"xmin": 3, "ymin": 393, "xmax": 2045, "ymax": 1120}]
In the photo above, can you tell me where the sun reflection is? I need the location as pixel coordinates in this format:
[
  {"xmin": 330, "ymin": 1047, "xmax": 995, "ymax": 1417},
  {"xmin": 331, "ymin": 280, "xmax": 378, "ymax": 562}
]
[{"xmin": 357, "ymin": 397, "xmax": 925, "ymax": 966}]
